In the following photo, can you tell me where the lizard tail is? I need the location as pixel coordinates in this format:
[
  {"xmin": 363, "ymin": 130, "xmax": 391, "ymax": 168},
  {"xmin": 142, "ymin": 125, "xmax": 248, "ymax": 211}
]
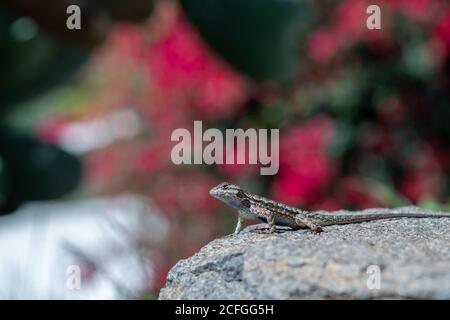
[{"xmin": 309, "ymin": 208, "xmax": 450, "ymax": 226}]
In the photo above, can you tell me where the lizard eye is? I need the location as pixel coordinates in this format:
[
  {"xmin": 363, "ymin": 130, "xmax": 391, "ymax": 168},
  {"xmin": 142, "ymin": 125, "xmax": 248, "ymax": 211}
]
[
  {"xmin": 236, "ymin": 190, "xmax": 246, "ymax": 198},
  {"xmin": 241, "ymin": 199, "xmax": 251, "ymax": 208}
]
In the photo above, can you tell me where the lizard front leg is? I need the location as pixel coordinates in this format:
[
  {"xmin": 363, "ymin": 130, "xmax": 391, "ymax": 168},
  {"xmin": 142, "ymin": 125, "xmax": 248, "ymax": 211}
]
[
  {"xmin": 295, "ymin": 215, "xmax": 323, "ymax": 233},
  {"xmin": 234, "ymin": 215, "xmax": 245, "ymax": 234},
  {"xmin": 267, "ymin": 213, "xmax": 276, "ymax": 234}
]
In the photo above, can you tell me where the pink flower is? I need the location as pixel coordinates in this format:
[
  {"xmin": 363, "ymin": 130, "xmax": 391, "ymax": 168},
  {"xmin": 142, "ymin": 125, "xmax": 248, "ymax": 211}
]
[
  {"xmin": 333, "ymin": 0, "xmax": 368, "ymax": 45},
  {"xmin": 85, "ymin": 150, "xmax": 121, "ymax": 191},
  {"xmin": 152, "ymin": 173, "xmax": 220, "ymax": 215},
  {"xmin": 279, "ymin": 115, "xmax": 335, "ymax": 166},
  {"xmin": 332, "ymin": 0, "xmax": 394, "ymax": 50},
  {"xmin": 390, "ymin": 0, "xmax": 435, "ymax": 21},
  {"xmin": 109, "ymin": 23, "xmax": 145, "ymax": 60},
  {"xmin": 307, "ymin": 28, "xmax": 337, "ymax": 62},
  {"xmin": 216, "ymin": 138, "xmax": 260, "ymax": 178},
  {"xmin": 436, "ymin": 10, "xmax": 450, "ymax": 53},
  {"xmin": 338, "ymin": 177, "xmax": 387, "ymax": 208},
  {"xmin": 133, "ymin": 144, "xmax": 170, "ymax": 174},
  {"xmin": 310, "ymin": 197, "xmax": 342, "ymax": 211},
  {"xmin": 271, "ymin": 115, "xmax": 336, "ymax": 206},
  {"xmin": 272, "ymin": 154, "xmax": 335, "ymax": 206},
  {"xmin": 400, "ymin": 151, "xmax": 444, "ymax": 202},
  {"xmin": 35, "ymin": 117, "xmax": 69, "ymax": 144},
  {"xmin": 146, "ymin": 8, "xmax": 248, "ymax": 121},
  {"xmin": 400, "ymin": 172, "xmax": 441, "ymax": 202}
]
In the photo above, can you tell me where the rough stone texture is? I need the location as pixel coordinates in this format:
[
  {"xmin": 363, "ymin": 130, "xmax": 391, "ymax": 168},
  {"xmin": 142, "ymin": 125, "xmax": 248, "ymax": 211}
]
[{"xmin": 159, "ymin": 207, "xmax": 450, "ymax": 299}]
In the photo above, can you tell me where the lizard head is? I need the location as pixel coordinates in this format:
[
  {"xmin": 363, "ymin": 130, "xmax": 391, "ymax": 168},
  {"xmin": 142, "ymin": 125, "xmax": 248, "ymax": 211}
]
[{"xmin": 209, "ymin": 182, "xmax": 252, "ymax": 213}]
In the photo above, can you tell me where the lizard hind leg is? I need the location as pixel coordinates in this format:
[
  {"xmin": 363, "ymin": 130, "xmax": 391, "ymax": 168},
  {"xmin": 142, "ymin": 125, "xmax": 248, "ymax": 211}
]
[{"xmin": 295, "ymin": 216, "xmax": 323, "ymax": 233}]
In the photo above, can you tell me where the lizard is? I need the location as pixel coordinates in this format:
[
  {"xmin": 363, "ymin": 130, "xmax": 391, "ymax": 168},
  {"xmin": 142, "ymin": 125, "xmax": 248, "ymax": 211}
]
[{"xmin": 209, "ymin": 182, "xmax": 450, "ymax": 234}]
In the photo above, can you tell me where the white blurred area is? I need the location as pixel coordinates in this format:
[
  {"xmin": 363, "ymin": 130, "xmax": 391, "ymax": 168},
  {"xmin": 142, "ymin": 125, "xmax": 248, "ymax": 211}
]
[
  {"xmin": 59, "ymin": 108, "xmax": 143, "ymax": 155},
  {"xmin": 0, "ymin": 195, "xmax": 169, "ymax": 299}
]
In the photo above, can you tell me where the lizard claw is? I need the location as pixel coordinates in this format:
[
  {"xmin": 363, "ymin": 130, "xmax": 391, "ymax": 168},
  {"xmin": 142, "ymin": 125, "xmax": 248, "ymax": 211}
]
[{"xmin": 311, "ymin": 227, "xmax": 323, "ymax": 234}]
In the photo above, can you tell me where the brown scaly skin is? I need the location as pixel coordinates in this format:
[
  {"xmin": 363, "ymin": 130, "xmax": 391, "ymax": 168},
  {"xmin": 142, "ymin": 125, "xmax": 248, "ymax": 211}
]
[{"xmin": 209, "ymin": 182, "xmax": 450, "ymax": 234}]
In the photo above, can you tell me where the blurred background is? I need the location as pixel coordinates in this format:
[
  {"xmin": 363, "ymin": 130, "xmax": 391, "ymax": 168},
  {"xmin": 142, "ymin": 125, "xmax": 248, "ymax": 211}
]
[{"xmin": 1, "ymin": 0, "xmax": 450, "ymax": 298}]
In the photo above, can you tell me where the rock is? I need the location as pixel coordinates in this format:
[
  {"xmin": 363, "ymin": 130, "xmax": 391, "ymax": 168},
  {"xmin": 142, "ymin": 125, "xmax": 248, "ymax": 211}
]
[{"xmin": 159, "ymin": 207, "xmax": 450, "ymax": 299}]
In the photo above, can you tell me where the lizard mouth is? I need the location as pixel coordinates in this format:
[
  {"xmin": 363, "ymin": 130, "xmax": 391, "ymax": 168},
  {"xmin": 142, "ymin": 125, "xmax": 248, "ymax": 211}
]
[{"xmin": 209, "ymin": 187, "xmax": 219, "ymax": 197}]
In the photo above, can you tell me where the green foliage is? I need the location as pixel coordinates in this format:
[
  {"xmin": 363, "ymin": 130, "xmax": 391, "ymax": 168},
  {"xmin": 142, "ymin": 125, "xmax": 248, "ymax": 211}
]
[
  {"xmin": 0, "ymin": 9, "xmax": 90, "ymax": 213},
  {"xmin": 97, "ymin": 0, "xmax": 156, "ymax": 22},
  {"xmin": 0, "ymin": 157, "xmax": 7, "ymax": 209},
  {"xmin": 0, "ymin": 11, "xmax": 89, "ymax": 109},
  {"xmin": 181, "ymin": 0, "xmax": 313, "ymax": 82},
  {"xmin": 419, "ymin": 199, "xmax": 450, "ymax": 212},
  {"xmin": 0, "ymin": 132, "xmax": 82, "ymax": 214}
]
